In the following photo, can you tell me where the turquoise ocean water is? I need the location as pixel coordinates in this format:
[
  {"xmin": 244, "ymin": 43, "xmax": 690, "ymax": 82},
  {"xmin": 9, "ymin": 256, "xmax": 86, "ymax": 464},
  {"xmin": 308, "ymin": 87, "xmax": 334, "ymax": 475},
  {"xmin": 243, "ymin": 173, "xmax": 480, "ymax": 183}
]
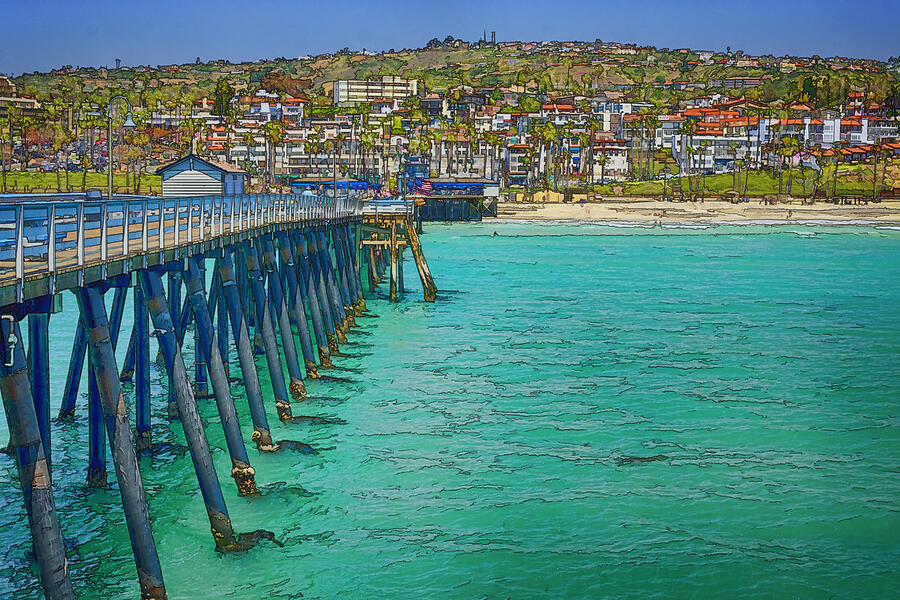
[{"xmin": 1, "ymin": 222, "xmax": 899, "ymax": 599}]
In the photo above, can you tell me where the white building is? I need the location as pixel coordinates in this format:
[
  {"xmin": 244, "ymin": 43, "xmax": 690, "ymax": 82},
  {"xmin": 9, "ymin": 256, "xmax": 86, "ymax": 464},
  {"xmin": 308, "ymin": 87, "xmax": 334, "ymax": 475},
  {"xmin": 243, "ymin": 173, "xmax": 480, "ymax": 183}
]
[{"xmin": 333, "ymin": 76, "xmax": 418, "ymax": 106}]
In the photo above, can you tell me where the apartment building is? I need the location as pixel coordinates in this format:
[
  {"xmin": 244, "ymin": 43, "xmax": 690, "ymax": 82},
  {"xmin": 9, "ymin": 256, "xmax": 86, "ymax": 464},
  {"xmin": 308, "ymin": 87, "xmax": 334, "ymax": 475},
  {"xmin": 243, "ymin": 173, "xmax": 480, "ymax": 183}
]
[{"xmin": 333, "ymin": 76, "xmax": 418, "ymax": 106}]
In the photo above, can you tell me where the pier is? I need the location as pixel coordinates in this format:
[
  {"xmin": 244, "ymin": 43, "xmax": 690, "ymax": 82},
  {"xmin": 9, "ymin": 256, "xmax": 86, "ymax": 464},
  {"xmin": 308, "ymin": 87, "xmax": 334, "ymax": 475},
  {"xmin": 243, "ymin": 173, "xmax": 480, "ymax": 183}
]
[
  {"xmin": 0, "ymin": 191, "xmax": 433, "ymax": 599},
  {"xmin": 362, "ymin": 197, "xmax": 437, "ymax": 302}
]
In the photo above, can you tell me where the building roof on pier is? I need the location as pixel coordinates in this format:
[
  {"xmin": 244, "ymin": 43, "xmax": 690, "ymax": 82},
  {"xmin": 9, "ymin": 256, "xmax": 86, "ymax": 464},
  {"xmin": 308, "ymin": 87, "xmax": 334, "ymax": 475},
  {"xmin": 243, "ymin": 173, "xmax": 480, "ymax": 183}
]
[{"xmin": 154, "ymin": 153, "xmax": 247, "ymax": 175}]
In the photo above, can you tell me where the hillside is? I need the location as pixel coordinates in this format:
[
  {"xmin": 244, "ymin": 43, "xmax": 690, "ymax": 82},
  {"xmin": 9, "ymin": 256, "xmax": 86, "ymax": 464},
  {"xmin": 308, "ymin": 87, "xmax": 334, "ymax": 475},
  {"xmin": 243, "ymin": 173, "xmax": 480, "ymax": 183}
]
[{"xmin": 11, "ymin": 40, "xmax": 899, "ymax": 106}]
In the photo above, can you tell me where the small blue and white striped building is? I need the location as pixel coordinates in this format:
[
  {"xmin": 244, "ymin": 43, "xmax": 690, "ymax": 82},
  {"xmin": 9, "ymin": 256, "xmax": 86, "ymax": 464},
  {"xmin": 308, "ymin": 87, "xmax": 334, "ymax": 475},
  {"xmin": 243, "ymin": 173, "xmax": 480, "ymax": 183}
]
[{"xmin": 156, "ymin": 154, "xmax": 246, "ymax": 197}]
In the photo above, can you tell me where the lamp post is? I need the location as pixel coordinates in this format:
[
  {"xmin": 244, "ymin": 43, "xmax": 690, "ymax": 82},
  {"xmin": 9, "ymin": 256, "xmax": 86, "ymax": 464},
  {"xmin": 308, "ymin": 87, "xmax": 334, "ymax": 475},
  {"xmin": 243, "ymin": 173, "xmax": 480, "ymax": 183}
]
[{"xmin": 107, "ymin": 95, "xmax": 137, "ymax": 200}]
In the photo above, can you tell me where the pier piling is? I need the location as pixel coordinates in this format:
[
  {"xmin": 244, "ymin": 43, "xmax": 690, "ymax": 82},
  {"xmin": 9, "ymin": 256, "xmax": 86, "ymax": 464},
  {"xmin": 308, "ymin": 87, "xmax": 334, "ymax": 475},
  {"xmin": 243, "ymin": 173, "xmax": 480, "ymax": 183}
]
[
  {"xmin": 76, "ymin": 284, "xmax": 167, "ymax": 600},
  {"xmin": 293, "ymin": 232, "xmax": 332, "ymax": 366},
  {"xmin": 261, "ymin": 238, "xmax": 306, "ymax": 399},
  {"xmin": 0, "ymin": 315, "xmax": 75, "ymax": 600},
  {"xmin": 134, "ymin": 282, "xmax": 151, "ymax": 451},
  {"xmin": 185, "ymin": 258, "xmax": 258, "ymax": 495},
  {"xmin": 27, "ymin": 312, "xmax": 51, "ymax": 470},
  {"xmin": 242, "ymin": 243, "xmax": 295, "ymax": 420},
  {"xmin": 276, "ymin": 233, "xmax": 319, "ymax": 378},
  {"xmin": 139, "ymin": 268, "xmax": 243, "ymax": 550},
  {"xmin": 216, "ymin": 252, "xmax": 277, "ymax": 451}
]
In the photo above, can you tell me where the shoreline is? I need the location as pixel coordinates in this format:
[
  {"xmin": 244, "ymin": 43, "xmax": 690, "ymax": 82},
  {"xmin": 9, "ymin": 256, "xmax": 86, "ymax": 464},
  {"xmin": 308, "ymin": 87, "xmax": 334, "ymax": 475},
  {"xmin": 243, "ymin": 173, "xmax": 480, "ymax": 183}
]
[{"xmin": 490, "ymin": 199, "xmax": 900, "ymax": 225}]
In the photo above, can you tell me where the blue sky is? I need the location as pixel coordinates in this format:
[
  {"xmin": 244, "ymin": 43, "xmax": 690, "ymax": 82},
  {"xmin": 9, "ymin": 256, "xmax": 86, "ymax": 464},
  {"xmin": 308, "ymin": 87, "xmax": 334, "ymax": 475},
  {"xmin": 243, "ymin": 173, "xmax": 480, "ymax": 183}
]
[{"xmin": 1, "ymin": 0, "xmax": 897, "ymax": 75}]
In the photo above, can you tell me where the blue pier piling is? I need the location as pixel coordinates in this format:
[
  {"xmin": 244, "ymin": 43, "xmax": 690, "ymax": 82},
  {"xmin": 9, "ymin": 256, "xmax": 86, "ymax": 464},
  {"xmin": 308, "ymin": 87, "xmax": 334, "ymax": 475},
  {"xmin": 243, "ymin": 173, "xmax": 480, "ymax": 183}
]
[
  {"xmin": 276, "ymin": 233, "xmax": 319, "ymax": 378},
  {"xmin": 308, "ymin": 230, "xmax": 345, "ymax": 346},
  {"xmin": 280, "ymin": 250, "xmax": 299, "ymax": 331},
  {"xmin": 76, "ymin": 284, "xmax": 167, "ymax": 600},
  {"xmin": 351, "ymin": 225, "xmax": 367, "ymax": 309},
  {"xmin": 134, "ymin": 283, "xmax": 151, "ymax": 452},
  {"xmin": 339, "ymin": 226, "xmax": 362, "ymax": 310},
  {"xmin": 87, "ymin": 285, "xmax": 128, "ymax": 486},
  {"xmin": 343, "ymin": 225, "xmax": 365, "ymax": 310},
  {"xmin": 399, "ymin": 245, "xmax": 406, "ymax": 296},
  {"xmin": 185, "ymin": 258, "xmax": 258, "ymax": 495},
  {"xmin": 120, "ymin": 325, "xmax": 136, "ymax": 383},
  {"xmin": 293, "ymin": 232, "xmax": 332, "ymax": 367},
  {"xmin": 108, "ymin": 285, "xmax": 128, "ymax": 348},
  {"xmin": 87, "ymin": 286, "xmax": 125, "ymax": 488},
  {"xmin": 261, "ymin": 237, "xmax": 306, "ymax": 398},
  {"xmin": 166, "ymin": 270, "xmax": 182, "ymax": 417},
  {"xmin": 329, "ymin": 228, "xmax": 355, "ymax": 321},
  {"xmin": 87, "ymin": 369, "xmax": 106, "ymax": 487},
  {"xmin": 210, "ymin": 270, "xmax": 230, "ymax": 378},
  {"xmin": 27, "ymin": 312, "xmax": 51, "ymax": 471},
  {"xmin": 193, "ymin": 260, "xmax": 209, "ymax": 397},
  {"xmin": 0, "ymin": 316, "xmax": 75, "ymax": 600},
  {"xmin": 340, "ymin": 225, "xmax": 365, "ymax": 312},
  {"xmin": 390, "ymin": 221, "xmax": 400, "ymax": 302},
  {"xmin": 138, "ymin": 268, "xmax": 243, "ymax": 550},
  {"xmin": 216, "ymin": 252, "xmax": 277, "ymax": 451},
  {"xmin": 316, "ymin": 229, "xmax": 351, "ymax": 333},
  {"xmin": 242, "ymin": 243, "xmax": 295, "ymax": 420},
  {"xmin": 304, "ymin": 230, "xmax": 342, "ymax": 353},
  {"xmin": 58, "ymin": 322, "xmax": 86, "ymax": 418},
  {"xmin": 367, "ymin": 242, "xmax": 377, "ymax": 293}
]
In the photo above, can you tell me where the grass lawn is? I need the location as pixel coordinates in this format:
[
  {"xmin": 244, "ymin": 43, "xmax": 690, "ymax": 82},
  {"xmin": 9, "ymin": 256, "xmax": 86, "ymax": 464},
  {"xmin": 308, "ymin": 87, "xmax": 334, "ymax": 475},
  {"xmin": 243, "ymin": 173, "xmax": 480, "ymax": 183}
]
[
  {"xmin": 594, "ymin": 168, "xmax": 888, "ymax": 198},
  {"xmin": 1, "ymin": 171, "xmax": 162, "ymax": 194}
]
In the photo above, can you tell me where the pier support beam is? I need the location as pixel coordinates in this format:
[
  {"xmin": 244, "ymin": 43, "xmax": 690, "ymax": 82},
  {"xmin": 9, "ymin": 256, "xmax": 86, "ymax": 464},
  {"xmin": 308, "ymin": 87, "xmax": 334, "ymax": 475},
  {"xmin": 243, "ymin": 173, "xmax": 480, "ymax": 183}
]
[
  {"xmin": 134, "ymin": 283, "xmax": 151, "ymax": 452},
  {"xmin": 389, "ymin": 221, "xmax": 400, "ymax": 302},
  {"xmin": 76, "ymin": 285, "xmax": 167, "ymax": 600},
  {"xmin": 242, "ymin": 244, "xmax": 294, "ymax": 420},
  {"xmin": 317, "ymin": 229, "xmax": 351, "ymax": 331},
  {"xmin": 260, "ymin": 238, "xmax": 306, "ymax": 399},
  {"xmin": 342, "ymin": 224, "xmax": 365, "ymax": 312},
  {"xmin": 87, "ymin": 285, "xmax": 127, "ymax": 487},
  {"xmin": 0, "ymin": 315, "xmax": 75, "ymax": 600},
  {"xmin": 276, "ymin": 233, "xmax": 318, "ymax": 378},
  {"xmin": 294, "ymin": 232, "xmax": 332, "ymax": 367},
  {"xmin": 120, "ymin": 325, "xmax": 136, "ymax": 383},
  {"xmin": 406, "ymin": 220, "xmax": 437, "ymax": 302},
  {"xmin": 193, "ymin": 260, "xmax": 208, "ymax": 397},
  {"xmin": 139, "ymin": 268, "xmax": 242, "ymax": 550},
  {"xmin": 311, "ymin": 230, "xmax": 348, "ymax": 343},
  {"xmin": 166, "ymin": 271, "xmax": 182, "ymax": 418},
  {"xmin": 212, "ymin": 272, "xmax": 230, "ymax": 378},
  {"xmin": 216, "ymin": 252, "xmax": 276, "ymax": 451},
  {"xmin": 367, "ymin": 244, "xmax": 377, "ymax": 293},
  {"xmin": 27, "ymin": 312, "xmax": 51, "ymax": 470},
  {"xmin": 58, "ymin": 322, "xmax": 86, "ymax": 418},
  {"xmin": 86, "ymin": 369, "xmax": 106, "ymax": 487},
  {"xmin": 185, "ymin": 258, "xmax": 258, "ymax": 495},
  {"xmin": 329, "ymin": 228, "xmax": 355, "ymax": 320}
]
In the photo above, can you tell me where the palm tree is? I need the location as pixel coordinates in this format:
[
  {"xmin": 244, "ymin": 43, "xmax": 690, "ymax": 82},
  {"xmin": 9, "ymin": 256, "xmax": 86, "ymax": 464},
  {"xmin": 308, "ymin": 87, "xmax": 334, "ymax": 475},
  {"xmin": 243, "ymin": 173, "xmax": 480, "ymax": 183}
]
[
  {"xmin": 596, "ymin": 150, "xmax": 609, "ymax": 188},
  {"xmin": 677, "ymin": 119, "xmax": 696, "ymax": 197},
  {"xmin": 877, "ymin": 144, "xmax": 892, "ymax": 202},
  {"xmin": 493, "ymin": 134, "xmax": 506, "ymax": 182},
  {"xmin": 261, "ymin": 120, "xmax": 285, "ymax": 189},
  {"xmin": 831, "ymin": 143, "xmax": 844, "ymax": 199},
  {"xmin": 644, "ymin": 113, "xmax": 660, "ymax": 180},
  {"xmin": 728, "ymin": 141, "xmax": 741, "ymax": 192},
  {"xmin": 0, "ymin": 111, "xmax": 10, "ymax": 192},
  {"xmin": 697, "ymin": 140, "xmax": 711, "ymax": 200},
  {"xmin": 779, "ymin": 135, "xmax": 799, "ymax": 196},
  {"xmin": 241, "ymin": 130, "xmax": 255, "ymax": 173}
]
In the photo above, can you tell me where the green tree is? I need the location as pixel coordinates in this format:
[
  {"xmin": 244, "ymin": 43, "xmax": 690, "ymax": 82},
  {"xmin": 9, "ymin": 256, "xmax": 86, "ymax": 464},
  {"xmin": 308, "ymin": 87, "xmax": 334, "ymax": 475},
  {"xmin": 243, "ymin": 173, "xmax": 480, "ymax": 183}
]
[{"xmin": 213, "ymin": 78, "xmax": 236, "ymax": 123}]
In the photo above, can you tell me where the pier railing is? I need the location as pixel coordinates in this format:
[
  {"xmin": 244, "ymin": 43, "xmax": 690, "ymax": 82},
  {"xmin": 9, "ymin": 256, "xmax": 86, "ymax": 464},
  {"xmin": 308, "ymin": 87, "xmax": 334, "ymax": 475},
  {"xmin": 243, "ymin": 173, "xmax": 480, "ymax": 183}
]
[{"xmin": 0, "ymin": 193, "xmax": 363, "ymax": 286}]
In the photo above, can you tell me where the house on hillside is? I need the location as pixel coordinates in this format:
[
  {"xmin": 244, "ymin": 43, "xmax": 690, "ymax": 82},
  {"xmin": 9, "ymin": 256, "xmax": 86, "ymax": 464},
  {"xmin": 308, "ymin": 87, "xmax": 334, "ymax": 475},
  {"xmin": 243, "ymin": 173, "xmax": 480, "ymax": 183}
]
[{"xmin": 156, "ymin": 154, "xmax": 247, "ymax": 196}]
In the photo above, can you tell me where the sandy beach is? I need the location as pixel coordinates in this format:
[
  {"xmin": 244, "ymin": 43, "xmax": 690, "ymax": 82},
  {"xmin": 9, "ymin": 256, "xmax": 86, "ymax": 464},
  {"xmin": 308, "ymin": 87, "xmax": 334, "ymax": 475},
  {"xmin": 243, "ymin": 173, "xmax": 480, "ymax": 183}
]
[{"xmin": 493, "ymin": 198, "xmax": 900, "ymax": 225}]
